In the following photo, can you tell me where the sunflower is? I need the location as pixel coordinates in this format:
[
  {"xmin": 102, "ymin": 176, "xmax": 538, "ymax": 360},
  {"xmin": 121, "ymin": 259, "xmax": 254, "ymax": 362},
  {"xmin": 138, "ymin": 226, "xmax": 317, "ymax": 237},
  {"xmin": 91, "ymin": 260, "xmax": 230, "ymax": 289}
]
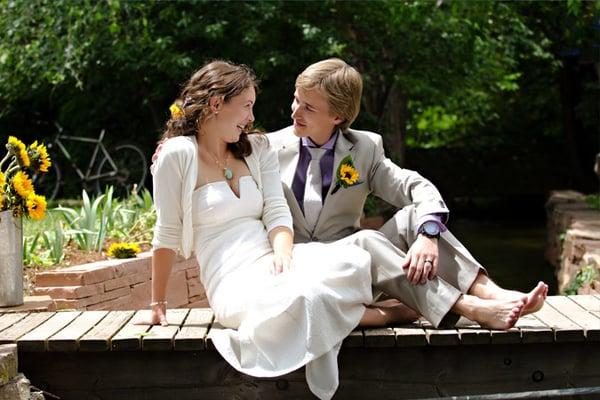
[
  {"xmin": 7, "ymin": 136, "xmax": 30, "ymax": 168},
  {"xmin": 107, "ymin": 242, "xmax": 142, "ymax": 259},
  {"xmin": 26, "ymin": 193, "xmax": 47, "ymax": 220},
  {"xmin": 11, "ymin": 170, "xmax": 34, "ymax": 198},
  {"xmin": 28, "ymin": 140, "xmax": 52, "ymax": 173},
  {"xmin": 169, "ymin": 103, "xmax": 184, "ymax": 119},
  {"xmin": 0, "ymin": 171, "xmax": 5, "ymax": 209},
  {"xmin": 338, "ymin": 164, "xmax": 360, "ymax": 186}
]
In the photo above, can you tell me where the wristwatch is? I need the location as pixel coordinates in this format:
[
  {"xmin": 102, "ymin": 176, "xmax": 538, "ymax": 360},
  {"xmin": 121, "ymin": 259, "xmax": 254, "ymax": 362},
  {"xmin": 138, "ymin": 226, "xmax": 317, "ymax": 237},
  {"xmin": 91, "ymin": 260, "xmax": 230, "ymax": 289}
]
[{"xmin": 419, "ymin": 221, "xmax": 441, "ymax": 239}]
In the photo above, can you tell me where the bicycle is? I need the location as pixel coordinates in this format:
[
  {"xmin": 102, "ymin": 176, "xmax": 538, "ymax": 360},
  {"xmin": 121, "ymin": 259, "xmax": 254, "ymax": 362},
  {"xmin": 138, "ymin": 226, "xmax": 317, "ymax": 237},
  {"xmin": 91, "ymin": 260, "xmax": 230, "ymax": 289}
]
[{"xmin": 33, "ymin": 123, "xmax": 148, "ymax": 200}]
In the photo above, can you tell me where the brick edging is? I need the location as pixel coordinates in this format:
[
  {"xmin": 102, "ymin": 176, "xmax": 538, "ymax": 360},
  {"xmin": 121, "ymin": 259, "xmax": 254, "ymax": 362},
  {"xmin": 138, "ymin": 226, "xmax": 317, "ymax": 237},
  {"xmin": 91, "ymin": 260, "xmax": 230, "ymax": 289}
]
[{"xmin": 33, "ymin": 252, "xmax": 208, "ymax": 310}]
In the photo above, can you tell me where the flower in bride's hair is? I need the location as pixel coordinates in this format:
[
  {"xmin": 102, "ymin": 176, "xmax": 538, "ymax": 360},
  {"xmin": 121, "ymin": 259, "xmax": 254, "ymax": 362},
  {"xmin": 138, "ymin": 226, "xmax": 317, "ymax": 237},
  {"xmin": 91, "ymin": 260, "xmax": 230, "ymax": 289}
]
[{"xmin": 170, "ymin": 103, "xmax": 184, "ymax": 119}]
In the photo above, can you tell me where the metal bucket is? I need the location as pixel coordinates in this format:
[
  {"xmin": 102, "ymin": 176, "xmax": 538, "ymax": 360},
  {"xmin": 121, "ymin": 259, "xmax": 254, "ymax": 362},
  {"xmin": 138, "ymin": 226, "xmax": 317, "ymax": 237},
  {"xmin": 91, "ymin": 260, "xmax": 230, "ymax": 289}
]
[{"xmin": 0, "ymin": 210, "xmax": 24, "ymax": 307}]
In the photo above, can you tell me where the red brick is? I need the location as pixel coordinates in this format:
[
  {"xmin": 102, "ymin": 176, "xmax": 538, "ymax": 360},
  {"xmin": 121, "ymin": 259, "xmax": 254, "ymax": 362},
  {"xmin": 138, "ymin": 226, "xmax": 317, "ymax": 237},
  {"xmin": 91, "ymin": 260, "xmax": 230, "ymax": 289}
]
[
  {"xmin": 87, "ymin": 294, "xmax": 134, "ymax": 311},
  {"xmin": 35, "ymin": 271, "xmax": 85, "ymax": 287},
  {"xmin": 130, "ymin": 270, "xmax": 188, "ymax": 309},
  {"xmin": 85, "ymin": 287, "xmax": 131, "ymax": 308},
  {"xmin": 32, "ymin": 283, "xmax": 105, "ymax": 299},
  {"xmin": 104, "ymin": 272, "xmax": 150, "ymax": 292},
  {"xmin": 188, "ymin": 294, "xmax": 207, "ymax": 302},
  {"xmin": 55, "ymin": 287, "xmax": 131, "ymax": 310},
  {"xmin": 54, "ymin": 299, "xmax": 89, "ymax": 310},
  {"xmin": 113, "ymin": 256, "xmax": 151, "ymax": 278},
  {"xmin": 187, "ymin": 278, "xmax": 206, "ymax": 298},
  {"xmin": 185, "ymin": 268, "xmax": 199, "ymax": 279},
  {"xmin": 186, "ymin": 299, "xmax": 210, "ymax": 308},
  {"xmin": 173, "ymin": 256, "xmax": 199, "ymax": 273}
]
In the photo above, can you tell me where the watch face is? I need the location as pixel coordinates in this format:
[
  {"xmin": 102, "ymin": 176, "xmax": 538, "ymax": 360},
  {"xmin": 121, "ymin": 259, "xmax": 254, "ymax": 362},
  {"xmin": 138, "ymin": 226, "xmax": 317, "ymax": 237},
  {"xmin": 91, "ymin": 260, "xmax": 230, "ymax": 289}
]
[{"xmin": 423, "ymin": 221, "xmax": 440, "ymax": 236}]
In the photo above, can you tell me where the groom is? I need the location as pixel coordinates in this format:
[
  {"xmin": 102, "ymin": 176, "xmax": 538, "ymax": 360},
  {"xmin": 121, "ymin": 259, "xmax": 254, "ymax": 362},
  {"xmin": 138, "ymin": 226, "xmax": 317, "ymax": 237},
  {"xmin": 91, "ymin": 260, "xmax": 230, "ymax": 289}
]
[
  {"xmin": 267, "ymin": 58, "xmax": 481, "ymax": 289},
  {"xmin": 266, "ymin": 58, "xmax": 546, "ymax": 326}
]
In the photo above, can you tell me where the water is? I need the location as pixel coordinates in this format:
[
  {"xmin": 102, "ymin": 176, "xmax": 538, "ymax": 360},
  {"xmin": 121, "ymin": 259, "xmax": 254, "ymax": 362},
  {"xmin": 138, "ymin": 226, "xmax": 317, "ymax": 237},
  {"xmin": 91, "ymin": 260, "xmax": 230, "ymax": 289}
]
[{"xmin": 448, "ymin": 218, "xmax": 558, "ymax": 295}]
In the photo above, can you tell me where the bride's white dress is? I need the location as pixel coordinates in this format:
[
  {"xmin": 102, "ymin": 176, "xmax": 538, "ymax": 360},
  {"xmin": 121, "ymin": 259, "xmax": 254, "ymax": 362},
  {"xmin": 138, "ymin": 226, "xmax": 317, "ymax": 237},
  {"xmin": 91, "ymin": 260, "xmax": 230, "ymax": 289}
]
[{"xmin": 193, "ymin": 175, "xmax": 373, "ymax": 399}]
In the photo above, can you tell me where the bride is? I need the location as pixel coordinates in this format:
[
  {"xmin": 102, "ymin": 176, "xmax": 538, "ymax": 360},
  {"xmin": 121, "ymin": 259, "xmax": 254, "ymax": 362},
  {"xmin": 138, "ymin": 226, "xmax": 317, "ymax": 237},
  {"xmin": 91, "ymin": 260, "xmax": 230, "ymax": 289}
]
[{"xmin": 143, "ymin": 60, "xmax": 530, "ymax": 400}]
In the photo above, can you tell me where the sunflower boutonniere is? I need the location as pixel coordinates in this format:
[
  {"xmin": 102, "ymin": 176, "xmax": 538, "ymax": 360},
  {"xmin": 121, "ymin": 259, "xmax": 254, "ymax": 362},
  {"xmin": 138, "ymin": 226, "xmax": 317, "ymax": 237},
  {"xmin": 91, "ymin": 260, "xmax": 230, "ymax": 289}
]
[{"xmin": 331, "ymin": 155, "xmax": 362, "ymax": 195}]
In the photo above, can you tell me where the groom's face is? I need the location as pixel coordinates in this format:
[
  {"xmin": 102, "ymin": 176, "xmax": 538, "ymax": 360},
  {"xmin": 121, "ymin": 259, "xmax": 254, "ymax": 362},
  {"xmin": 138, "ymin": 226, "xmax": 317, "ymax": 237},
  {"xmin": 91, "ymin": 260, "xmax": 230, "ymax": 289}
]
[{"xmin": 291, "ymin": 87, "xmax": 342, "ymax": 145}]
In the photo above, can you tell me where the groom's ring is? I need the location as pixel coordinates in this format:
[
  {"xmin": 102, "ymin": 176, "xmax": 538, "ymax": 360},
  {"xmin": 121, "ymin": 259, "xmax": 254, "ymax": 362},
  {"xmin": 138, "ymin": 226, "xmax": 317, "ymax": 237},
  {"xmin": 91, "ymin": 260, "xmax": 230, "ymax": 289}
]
[{"xmin": 424, "ymin": 259, "xmax": 433, "ymax": 264}]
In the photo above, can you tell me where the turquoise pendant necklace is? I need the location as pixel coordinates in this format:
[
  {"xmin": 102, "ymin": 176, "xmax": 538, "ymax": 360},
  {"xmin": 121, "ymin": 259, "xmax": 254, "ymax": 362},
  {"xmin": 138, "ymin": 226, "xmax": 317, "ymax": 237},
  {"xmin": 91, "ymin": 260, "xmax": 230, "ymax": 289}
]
[{"xmin": 208, "ymin": 151, "xmax": 233, "ymax": 181}]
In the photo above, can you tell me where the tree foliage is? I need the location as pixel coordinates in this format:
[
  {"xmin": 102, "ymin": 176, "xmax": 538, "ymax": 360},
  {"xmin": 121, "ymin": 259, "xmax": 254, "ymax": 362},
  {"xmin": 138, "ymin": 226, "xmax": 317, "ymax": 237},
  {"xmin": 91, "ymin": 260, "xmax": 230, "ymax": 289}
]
[{"xmin": 0, "ymin": 0, "xmax": 597, "ymax": 167}]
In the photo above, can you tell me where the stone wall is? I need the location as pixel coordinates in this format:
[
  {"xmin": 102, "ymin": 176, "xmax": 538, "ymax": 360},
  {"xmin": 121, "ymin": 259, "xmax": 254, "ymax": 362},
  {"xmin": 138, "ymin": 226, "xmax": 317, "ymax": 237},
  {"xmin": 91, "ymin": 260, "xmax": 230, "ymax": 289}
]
[
  {"xmin": 0, "ymin": 344, "xmax": 44, "ymax": 400},
  {"xmin": 33, "ymin": 252, "xmax": 208, "ymax": 311},
  {"xmin": 546, "ymin": 190, "xmax": 600, "ymax": 294}
]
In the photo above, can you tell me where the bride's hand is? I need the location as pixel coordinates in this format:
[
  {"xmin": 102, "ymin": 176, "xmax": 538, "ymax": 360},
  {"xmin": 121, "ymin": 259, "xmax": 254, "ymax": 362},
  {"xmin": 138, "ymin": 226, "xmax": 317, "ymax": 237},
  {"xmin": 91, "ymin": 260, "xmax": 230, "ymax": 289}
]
[
  {"xmin": 134, "ymin": 302, "xmax": 168, "ymax": 326},
  {"xmin": 272, "ymin": 252, "xmax": 292, "ymax": 275}
]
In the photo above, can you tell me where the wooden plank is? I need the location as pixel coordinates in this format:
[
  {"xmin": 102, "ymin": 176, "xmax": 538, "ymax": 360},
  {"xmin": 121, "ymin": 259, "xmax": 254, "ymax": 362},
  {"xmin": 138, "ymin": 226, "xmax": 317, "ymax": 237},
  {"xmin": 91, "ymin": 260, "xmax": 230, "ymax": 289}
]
[
  {"xmin": 421, "ymin": 319, "xmax": 460, "ymax": 346},
  {"xmin": 489, "ymin": 327, "xmax": 522, "ymax": 344},
  {"xmin": 205, "ymin": 320, "xmax": 224, "ymax": 351},
  {"xmin": 142, "ymin": 309, "xmax": 189, "ymax": 351},
  {"xmin": 47, "ymin": 311, "xmax": 109, "ymax": 352},
  {"xmin": 393, "ymin": 323, "xmax": 427, "ymax": 347},
  {"xmin": 174, "ymin": 308, "xmax": 213, "ymax": 351},
  {"xmin": 0, "ymin": 312, "xmax": 54, "ymax": 344},
  {"xmin": 342, "ymin": 330, "xmax": 364, "ymax": 348},
  {"xmin": 515, "ymin": 314, "xmax": 553, "ymax": 343},
  {"xmin": 111, "ymin": 310, "xmax": 152, "ymax": 351},
  {"xmin": 0, "ymin": 313, "xmax": 29, "ymax": 333},
  {"xmin": 21, "ymin": 340, "xmax": 600, "ymax": 400},
  {"xmin": 569, "ymin": 294, "xmax": 600, "ymax": 312},
  {"xmin": 18, "ymin": 311, "xmax": 81, "ymax": 352},
  {"xmin": 532, "ymin": 302, "xmax": 585, "ymax": 342},
  {"xmin": 79, "ymin": 311, "xmax": 134, "ymax": 352},
  {"xmin": 364, "ymin": 327, "xmax": 396, "ymax": 347},
  {"xmin": 547, "ymin": 296, "xmax": 600, "ymax": 341},
  {"xmin": 455, "ymin": 318, "xmax": 491, "ymax": 345}
]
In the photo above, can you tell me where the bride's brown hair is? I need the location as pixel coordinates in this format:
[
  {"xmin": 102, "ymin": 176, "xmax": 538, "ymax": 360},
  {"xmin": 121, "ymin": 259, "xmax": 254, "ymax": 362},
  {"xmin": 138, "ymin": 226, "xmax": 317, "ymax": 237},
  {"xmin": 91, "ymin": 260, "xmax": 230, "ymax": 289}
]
[{"xmin": 162, "ymin": 60, "xmax": 260, "ymax": 158}]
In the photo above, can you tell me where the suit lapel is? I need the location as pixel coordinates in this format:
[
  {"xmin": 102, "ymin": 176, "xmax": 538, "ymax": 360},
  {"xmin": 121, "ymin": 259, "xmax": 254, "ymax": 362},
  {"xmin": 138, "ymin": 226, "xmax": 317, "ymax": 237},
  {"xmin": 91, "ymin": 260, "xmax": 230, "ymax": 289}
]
[
  {"xmin": 276, "ymin": 136, "xmax": 311, "ymax": 233},
  {"xmin": 279, "ymin": 139, "xmax": 299, "ymax": 192},
  {"xmin": 314, "ymin": 132, "xmax": 356, "ymax": 233}
]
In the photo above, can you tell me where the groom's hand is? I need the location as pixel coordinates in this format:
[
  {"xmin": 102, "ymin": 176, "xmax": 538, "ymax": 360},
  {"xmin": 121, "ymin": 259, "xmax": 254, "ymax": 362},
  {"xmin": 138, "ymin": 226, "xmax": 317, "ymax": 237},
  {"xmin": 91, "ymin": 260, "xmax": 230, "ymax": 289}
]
[{"xmin": 402, "ymin": 235, "xmax": 439, "ymax": 285}]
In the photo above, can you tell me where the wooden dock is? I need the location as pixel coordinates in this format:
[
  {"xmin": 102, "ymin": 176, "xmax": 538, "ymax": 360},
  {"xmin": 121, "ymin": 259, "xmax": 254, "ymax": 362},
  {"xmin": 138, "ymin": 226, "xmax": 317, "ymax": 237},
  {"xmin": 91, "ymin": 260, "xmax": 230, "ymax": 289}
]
[{"xmin": 1, "ymin": 294, "xmax": 599, "ymax": 399}]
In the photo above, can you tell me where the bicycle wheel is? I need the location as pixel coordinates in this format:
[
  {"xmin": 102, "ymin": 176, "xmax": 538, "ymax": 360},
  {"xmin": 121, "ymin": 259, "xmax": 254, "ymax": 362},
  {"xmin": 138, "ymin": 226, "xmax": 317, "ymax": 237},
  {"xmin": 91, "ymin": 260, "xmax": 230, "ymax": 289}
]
[
  {"xmin": 95, "ymin": 143, "xmax": 147, "ymax": 198},
  {"xmin": 32, "ymin": 162, "xmax": 61, "ymax": 201}
]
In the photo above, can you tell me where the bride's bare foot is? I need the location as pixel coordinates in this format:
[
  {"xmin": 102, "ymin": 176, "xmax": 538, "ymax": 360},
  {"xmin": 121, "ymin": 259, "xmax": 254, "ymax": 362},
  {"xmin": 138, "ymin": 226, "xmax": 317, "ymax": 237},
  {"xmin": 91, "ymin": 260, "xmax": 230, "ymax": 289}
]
[
  {"xmin": 359, "ymin": 300, "xmax": 420, "ymax": 327},
  {"xmin": 454, "ymin": 295, "xmax": 526, "ymax": 330}
]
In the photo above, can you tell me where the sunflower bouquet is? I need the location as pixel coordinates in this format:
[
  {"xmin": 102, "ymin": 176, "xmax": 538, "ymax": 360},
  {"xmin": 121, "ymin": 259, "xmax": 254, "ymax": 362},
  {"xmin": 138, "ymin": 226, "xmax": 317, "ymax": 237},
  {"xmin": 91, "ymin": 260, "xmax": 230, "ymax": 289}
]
[{"xmin": 0, "ymin": 136, "xmax": 52, "ymax": 220}]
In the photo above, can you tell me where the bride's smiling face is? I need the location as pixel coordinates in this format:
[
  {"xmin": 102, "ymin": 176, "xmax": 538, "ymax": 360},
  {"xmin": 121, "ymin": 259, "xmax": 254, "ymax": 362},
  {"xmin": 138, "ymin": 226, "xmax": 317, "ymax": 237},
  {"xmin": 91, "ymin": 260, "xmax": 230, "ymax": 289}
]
[{"xmin": 212, "ymin": 86, "xmax": 256, "ymax": 143}]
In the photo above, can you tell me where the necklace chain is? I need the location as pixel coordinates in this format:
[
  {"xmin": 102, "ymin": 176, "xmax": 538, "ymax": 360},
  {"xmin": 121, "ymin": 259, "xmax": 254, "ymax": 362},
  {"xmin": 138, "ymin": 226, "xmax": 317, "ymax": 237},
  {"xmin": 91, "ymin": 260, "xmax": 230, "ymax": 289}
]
[{"xmin": 207, "ymin": 150, "xmax": 234, "ymax": 181}]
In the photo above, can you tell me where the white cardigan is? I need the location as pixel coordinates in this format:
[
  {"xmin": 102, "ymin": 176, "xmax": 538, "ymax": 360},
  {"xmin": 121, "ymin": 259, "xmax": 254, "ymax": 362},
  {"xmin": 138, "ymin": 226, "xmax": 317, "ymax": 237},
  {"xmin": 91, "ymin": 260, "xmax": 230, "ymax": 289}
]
[{"xmin": 151, "ymin": 134, "xmax": 293, "ymax": 258}]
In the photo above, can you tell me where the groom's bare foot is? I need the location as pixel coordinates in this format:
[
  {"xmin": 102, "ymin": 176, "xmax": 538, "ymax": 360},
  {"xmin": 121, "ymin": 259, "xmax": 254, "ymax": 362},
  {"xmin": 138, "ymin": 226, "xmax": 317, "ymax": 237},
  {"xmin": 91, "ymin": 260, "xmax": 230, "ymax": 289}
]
[
  {"xmin": 454, "ymin": 295, "xmax": 526, "ymax": 330},
  {"xmin": 468, "ymin": 274, "xmax": 548, "ymax": 316},
  {"xmin": 521, "ymin": 281, "xmax": 548, "ymax": 315}
]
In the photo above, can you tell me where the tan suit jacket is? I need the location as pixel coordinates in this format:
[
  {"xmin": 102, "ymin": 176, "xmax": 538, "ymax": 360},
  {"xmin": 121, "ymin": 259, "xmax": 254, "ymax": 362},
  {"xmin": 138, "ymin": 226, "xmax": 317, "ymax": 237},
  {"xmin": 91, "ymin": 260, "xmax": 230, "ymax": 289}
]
[
  {"xmin": 268, "ymin": 126, "xmax": 483, "ymax": 297},
  {"xmin": 267, "ymin": 126, "xmax": 448, "ymax": 243}
]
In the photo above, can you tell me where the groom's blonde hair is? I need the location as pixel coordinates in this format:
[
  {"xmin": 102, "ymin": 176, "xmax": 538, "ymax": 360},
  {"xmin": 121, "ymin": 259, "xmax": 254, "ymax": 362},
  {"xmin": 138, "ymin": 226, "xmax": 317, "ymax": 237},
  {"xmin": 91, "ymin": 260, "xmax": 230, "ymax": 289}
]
[{"xmin": 295, "ymin": 58, "xmax": 363, "ymax": 132}]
